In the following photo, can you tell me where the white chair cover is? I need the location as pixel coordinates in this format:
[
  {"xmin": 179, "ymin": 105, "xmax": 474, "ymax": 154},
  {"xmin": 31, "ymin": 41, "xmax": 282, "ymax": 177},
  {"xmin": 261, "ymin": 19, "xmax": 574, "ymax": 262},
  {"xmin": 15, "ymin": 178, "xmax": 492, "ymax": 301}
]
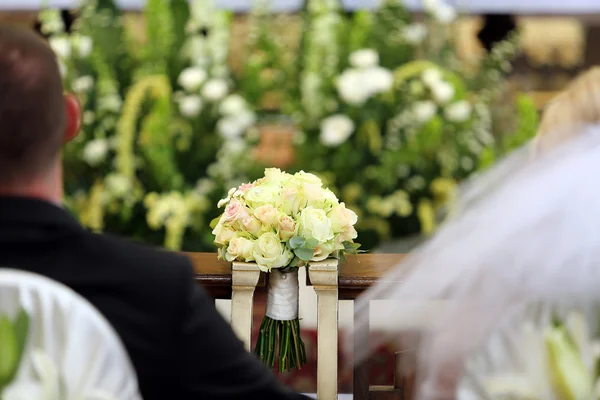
[{"xmin": 0, "ymin": 269, "xmax": 142, "ymax": 400}]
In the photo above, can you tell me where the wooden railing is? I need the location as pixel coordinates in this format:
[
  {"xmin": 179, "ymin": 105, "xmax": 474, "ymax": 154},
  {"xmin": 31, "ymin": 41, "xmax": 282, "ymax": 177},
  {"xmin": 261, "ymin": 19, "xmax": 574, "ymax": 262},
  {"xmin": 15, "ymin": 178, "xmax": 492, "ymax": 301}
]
[{"xmin": 187, "ymin": 252, "xmax": 410, "ymax": 400}]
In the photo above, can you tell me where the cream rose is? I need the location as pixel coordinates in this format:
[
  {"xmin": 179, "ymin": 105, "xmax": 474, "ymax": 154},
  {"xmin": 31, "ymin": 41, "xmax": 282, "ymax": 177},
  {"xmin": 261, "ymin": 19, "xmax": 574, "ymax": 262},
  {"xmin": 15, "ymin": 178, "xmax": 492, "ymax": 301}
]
[
  {"xmin": 241, "ymin": 216, "xmax": 263, "ymax": 237},
  {"xmin": 225, "ymin": 236, "xmax": 255, "ymax": 262},
  {"xmin": 299, "ymin": 207, "xmax": 334, "ymax": 243},
  {"xmin": 264, "ymin": 168, "xmax": 290, "ymax": 184},
  {"xmin": 213, "ymin": 223, "xmax": 236, "ymax": 245},
  {"xmin": 252, "ymin": 232, "xmax": 294, "ymax": 271},
  {"xmin": 330, "ymin": 203, "xmax": 359, "ymax": 233},
  {"xmin": 244, "ymin": 184, "xmax": 281, "ymax": 208},
  {"xmin": 293, "ymin": 171, "xmax": 323, "ymax": 187},
  {"xmin": 282, "ymin": 186, "xmax": 308, "ymax": 216},
  {"xmin": 312, "ymin": 241, "xmax": 338, "ymax": 262},
  {"xmin": 254, "ymin": 204, "xmax": 279, "ymax": 226},
  {"xmin": 278, "ymin": 215, "xmax": 297, "ymax": 241},
  {"xmin": 223, "ymin": 198, "xmax": 249, "ymax": 222}
]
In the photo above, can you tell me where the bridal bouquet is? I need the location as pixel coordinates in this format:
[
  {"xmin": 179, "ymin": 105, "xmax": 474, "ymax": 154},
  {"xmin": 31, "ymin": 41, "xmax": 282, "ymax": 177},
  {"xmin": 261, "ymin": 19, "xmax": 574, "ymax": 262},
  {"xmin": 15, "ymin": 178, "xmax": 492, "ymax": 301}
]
[
  {"xmin": 480, "ymin": 311, "xmax": 600, "ymax": 399},
  {"xmin": 211, "ymin": 168, "xmax": 360, "ymax": 371}
]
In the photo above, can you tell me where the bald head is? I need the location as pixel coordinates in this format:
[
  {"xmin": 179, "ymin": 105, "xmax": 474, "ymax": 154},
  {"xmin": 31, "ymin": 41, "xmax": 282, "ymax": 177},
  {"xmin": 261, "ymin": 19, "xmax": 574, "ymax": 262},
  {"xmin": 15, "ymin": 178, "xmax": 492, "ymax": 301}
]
[{"xmin": 0, "ymin": 25, "xmax": 66, "ymax": 185}]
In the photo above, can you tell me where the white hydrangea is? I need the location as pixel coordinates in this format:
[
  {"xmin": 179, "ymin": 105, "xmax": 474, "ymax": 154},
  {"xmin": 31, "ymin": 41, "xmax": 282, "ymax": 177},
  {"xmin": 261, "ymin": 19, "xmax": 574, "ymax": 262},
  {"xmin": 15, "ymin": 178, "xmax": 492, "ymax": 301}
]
[
  {"xmin": 337, "ymin": 69, "xmax": 370, "ymax": 106},
  {"xmin": 177, "ymin": 67, "xmax": 207, "ymax": 92},
  {"xmin": 320, "ymin": 114, "xmax": 355, "ymax": 147},
  {"xmin": 73, "ymin": 35, "xmax": 93, "ymax": 58},
  {"xmin": 71, "ymin": 75, "xmax": 94, "ymax": 93},
  {"xmin": 105, "ymin": 174, "xmax": 131, "ymax": 198},
  {"xmin": 82, "ymin": 138, "xmax": 109, "ymax": 167},
  {"xmin": 422, "ymin": 68, "xmax": 443, "ymax": 87},
  {"xmin": 217, "ymin": 117, "xmax": 248, "ymax": 140},
  {"xmin": 422, "ymin": 0, "xmax": 440, "ymax": 12},
  {"xmin": 337, "ymin": 65, "xmax": 394, "ymax": 106},
  {"xmin": 349, "ymin": 49, "xmax": 379, "ymax": 69},
  {"xmin": 445, "ymin": 100, "xmax": 472, "ymax": 122},
  {"xmin": 219, "ymin": 94, "xmax": 247, "ymax": 116},
  {"xmin": 403, "ymin": 23, "xmax": 427, "ymax": 44},
  {"xmin": 97, "ymin": 94, "xmax": 122, "ymax": 113},
  {"xmin": 363, "ymin": 66, "xmax": 394, "ymax": 94},
  {"xmin": 412, "ymin": 101, "xmax": 437, "ymax": 123},
  {"xmin": 49, "ymin": 37, "xmax": 71, "ymax": 59},
  {"xmin": 434, "ymin": 3, "xmax": 457, "ymax": 24},
  {"xmin": 202, "ymin": 79, "xmax": 228, "ymax": 102},
  {"xmin": 430, "ymin": 81, "xmax": 455, "ymax": 104},
  {"xmin": 83, "ymin": 111, "xmax": 95, "ymax": 126},
  {"xmin": 179, "ymin": 95, "xmax": 203, "ymax": 118}
]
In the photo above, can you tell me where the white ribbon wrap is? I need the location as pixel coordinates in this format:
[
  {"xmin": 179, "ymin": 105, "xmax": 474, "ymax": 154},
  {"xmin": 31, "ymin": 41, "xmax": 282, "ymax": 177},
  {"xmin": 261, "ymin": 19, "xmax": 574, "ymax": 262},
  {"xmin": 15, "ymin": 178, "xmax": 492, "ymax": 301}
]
[{"xmin": 266, "ymin": 270, "xmax": 299, "ymax": 320}]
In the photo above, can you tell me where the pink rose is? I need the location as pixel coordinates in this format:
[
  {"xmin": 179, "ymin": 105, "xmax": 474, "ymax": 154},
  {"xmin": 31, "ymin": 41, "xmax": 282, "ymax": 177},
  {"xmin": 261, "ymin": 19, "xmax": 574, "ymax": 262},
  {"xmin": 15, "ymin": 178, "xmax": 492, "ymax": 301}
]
[
  {"xmin": 224, "ymin": 199, "xmax": 249, "ymax": 222},
  {"xmin": 278, "ymin": 215, "xmax": 296, "ymax": 241},
  {"xmin": 238, "ymin": 183, "xmax": 254, "ymax": 193},
  {"xmin": 329, "ymin": 202, "xmax": 358, "ymax": 233}
]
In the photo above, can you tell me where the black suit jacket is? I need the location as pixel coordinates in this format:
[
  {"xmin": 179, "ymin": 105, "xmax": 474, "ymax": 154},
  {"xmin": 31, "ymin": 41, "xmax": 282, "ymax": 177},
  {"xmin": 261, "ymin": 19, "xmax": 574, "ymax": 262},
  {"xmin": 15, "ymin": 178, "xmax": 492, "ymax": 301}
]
[{"xmin": 0, "ymin": 196, "xmax": 309, "ymax": 400}]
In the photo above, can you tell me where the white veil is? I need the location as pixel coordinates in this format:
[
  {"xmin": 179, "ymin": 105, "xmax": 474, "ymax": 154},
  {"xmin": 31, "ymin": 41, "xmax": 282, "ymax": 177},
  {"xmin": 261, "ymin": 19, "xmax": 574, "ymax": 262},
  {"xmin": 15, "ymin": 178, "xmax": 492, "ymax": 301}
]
[{"xmin": 351, "ymin": 123, "xmax": 600, "ymax": 399}]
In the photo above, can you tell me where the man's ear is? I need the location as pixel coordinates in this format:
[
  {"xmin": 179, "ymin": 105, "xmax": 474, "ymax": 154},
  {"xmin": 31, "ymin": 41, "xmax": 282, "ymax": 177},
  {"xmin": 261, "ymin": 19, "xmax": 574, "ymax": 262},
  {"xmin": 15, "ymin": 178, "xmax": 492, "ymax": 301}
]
[{"xmin": 64, "ymin": 93, "xmax": 81, "ymax": 143}]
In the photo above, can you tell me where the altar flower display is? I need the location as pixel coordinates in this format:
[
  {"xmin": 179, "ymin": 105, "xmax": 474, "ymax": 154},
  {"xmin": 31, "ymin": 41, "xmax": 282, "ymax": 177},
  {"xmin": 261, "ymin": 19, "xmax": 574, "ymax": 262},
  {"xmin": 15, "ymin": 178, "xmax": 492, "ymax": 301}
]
[
  {"xmin": 40, "ymin": 0, "xmax": 264, "ymax": 251},
  {"xmin": 212, "ymin": 168, "xmax": 361, "ymax": 371},
  {"xmin": 287, "ymin": 0, "xmax": 538, "ymax": 249}
]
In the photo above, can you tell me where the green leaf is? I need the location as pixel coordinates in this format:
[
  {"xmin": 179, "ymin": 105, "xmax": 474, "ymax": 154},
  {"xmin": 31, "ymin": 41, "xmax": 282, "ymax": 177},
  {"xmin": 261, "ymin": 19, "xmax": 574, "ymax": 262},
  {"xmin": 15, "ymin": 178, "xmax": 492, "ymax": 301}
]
[
  {"xmin": 0, "ymin": 316, "xmax": 18, "ymax": 388},
  {"xmin": 289, "ymin": 236, "xmax": 306, "ymax": 250},
  {"xmin": 295, "ymin": 247, "xmax": 314, "ymax": 262},
  {"xmin": 209, "ymin": 216, "xmax": 222, "ymax": 230},
  {"xmin": 13, "ymin": 310, "xmax": 29, "ymax": 367},
  {"xmin": 305, "ymin": 238, "xmax": 319, "ymax": 250}
]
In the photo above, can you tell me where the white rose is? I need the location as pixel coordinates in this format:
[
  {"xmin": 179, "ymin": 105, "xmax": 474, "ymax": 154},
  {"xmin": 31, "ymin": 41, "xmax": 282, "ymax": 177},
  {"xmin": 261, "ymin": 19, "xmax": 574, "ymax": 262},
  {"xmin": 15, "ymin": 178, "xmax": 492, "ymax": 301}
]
[
  {"xmin": 177, "ymin": 67, "xmax": 207, "ymax": 92},
  {"xmin": 82, "ymin": 139, "xmax": 109, "ymax": 167},
  {"xmin": 299, "ymin": 207, "xmax": 334, "ymax": 243},
  {"xmin": 179, "ymin": 95, "xmax": 203, "ymax": 118},
  {"xmin": 412, "ymin": 101, "xmax": 437, "ymax": 123},
  {"xmin": 349, "ymin": 49, "xmax": 379, "ymax": 69},
  {"xmin": 431, "ymin": 81, "xmax": 455, "ymax": 104},
  {"xmin": 49, "ymin": 37, "xmax": 71, "ymax": 59},
  {"xmin": 363, "ymin": 66, "xmax": 394, "ymax": 94},
  {"xmin": 244, "ymin": 184, "xmax": 281, "ymax": 208},
  {"xmin": 434, "ymin": 3, "xmax": 457, "ymax": 24},
  {"xmin": 202, "ymin": 79, "xmax": 228, "ymax": 102},
  {"xmin": 422, "ymin": 68, "xmax": 443, "ymax": 87},
  {"xmin": 320, "ymin": 114, "xmax": 355, "ymax": 147},
  {"xmin": 445, "ymin": 100, "xmax": 472, "ymax": 122},
  {"xmin": 294, "ymin": 171, "xmax": 323, "ymax": 187},
  {"xmin": 225, "ymin": 236, "xmax": 255, "ymax": 262},
  {"xmin": 403, "ymin": 23, "xmax": 427, "ymax": 44},
  {"xmin": 337, "ymin": 69, "xmax": 371, "ymax": 106},
  {"xmin": 252, "ymin": 232, "xmax": 293, "ymax": 271},
  {"xmin": 264, "ymin": 168, "xmax": 290, "ymax": 184},
  {"xmin": 74, "ymin": 35, "xmax": 93, "ymax": 57},
  {"xmin": 282, "ymin": 186, "xmax": 308, "ymax": 216},
  {"xmin": 72, "ymin": 75, "xmax": 94, "ymax": 93},
  {"xmin": 220, "ymin": 94, "xmax": 247, "ymax": 115}
]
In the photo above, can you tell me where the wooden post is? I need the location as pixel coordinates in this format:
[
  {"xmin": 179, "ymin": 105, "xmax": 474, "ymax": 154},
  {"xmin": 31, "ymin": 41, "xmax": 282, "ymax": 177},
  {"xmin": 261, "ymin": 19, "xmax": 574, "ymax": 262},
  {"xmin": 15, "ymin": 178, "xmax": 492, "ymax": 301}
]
[
  {"xmin": 231, "ymin": 262, "xmax": 261, "ymax": 351},
  {"xmin": 309, "ymin": 259, "xmax": 340, "ymax": 400}
]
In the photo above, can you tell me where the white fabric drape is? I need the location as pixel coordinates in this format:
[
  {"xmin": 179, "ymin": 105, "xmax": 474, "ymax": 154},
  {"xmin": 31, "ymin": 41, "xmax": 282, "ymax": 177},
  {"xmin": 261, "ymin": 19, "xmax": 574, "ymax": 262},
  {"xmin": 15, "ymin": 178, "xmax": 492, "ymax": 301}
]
[{"xmin": 0, "ymin": 269, "xmax": 141, "ymax": 400}]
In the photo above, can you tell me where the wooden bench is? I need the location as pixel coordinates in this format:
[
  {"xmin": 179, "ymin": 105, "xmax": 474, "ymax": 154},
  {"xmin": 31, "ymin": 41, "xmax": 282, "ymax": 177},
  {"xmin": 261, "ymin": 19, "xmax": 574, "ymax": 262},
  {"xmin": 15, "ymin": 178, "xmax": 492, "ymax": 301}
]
[{"xmin": 187, "ymin": 252, "xmax": 412, "ymax": 400}]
